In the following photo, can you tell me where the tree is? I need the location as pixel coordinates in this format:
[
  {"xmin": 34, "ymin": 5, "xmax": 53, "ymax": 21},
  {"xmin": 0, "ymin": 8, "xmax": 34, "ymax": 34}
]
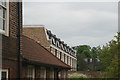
[
  {"xmin": 73, "ymin": 45, "xmax": 98, "ymax": 71},
  {"xmin": 98, "ymin": 32, "xmax": 120, "ymax": 78}
]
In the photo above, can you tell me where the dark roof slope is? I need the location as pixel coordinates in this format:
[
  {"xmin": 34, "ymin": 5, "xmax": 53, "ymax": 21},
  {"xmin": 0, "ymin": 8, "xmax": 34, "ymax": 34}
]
[{"xmin": 22, "ymin": 35, "xmax": 71, "ymax": 69}]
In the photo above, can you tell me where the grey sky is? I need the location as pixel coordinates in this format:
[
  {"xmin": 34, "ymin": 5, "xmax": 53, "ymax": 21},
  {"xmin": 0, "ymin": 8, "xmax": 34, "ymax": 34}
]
[{"xmin": 23, "ymin": 2, "xmax": 118, "ymax": 47}]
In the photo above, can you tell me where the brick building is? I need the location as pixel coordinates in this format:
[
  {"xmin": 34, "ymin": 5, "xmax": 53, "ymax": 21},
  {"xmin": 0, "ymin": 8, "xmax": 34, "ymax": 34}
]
[
  {"xmin": 0, "ymin": 1, "xmax": 71, "ymax": 80},
  {"xmin": 84, "ymin": 58, "xmax": 100, "ymax": 71},
  {"xmin": 23, "ymin": 26, "xmax": 77, "ymax": 71},
  {"xmin": 0, "ymin": 1, "xmax": 22, "ymax": 79},
  {"xmin": 21, "ymin": 35, "xmax": 71, "ymax": 79}
]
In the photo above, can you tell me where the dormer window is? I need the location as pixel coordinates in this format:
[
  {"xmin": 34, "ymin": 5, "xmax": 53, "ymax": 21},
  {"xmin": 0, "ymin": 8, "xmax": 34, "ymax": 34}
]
[
  {"xmin": 64, "ymin": 46, "xmax": 67, "ymax": 52},
  {"xmin": 61, "ymin": 44, "xmax": 64, "ymax": 50},
  {"xmin": 56, "ymin": 41, "xmax": 60, "ymax": 48},
  {"xmin": 52, "ymin": 38, "xmax": 56, "ymax": 45},
  {"xmin": 47, "ymin": 30, "xmax": 52, "ymax": 39},
  {"xmin": 0, "ymin": 1, "xmax": 9, "ymax": 36},
  {"xmin": 69, "ymin": 50, "xmax": 72, "ymax": 55},
  {"xmin": 48, "ymin": 35, "xmax": 51, "ymax": 39},
  {"xmin": 63, "ymin": 45, "xmax": 65, "ymax": 51},
  {"xmin": 66, "ymin": 47, "xmax": 69, "ymax": 53}
]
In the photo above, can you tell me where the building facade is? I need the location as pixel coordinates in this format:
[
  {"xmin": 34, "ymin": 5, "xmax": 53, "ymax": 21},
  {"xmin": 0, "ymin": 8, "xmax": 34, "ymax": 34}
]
[{"xmin": 23, "ymin": 26, "xmax": 77, "ymax": 71}]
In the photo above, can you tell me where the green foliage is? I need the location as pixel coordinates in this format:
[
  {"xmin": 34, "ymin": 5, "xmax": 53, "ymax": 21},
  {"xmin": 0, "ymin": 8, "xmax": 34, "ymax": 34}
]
[
  {"xmin": 91, "ymin": 47, "xmax": 98, "ymax": 58},
  {"xmin": 73, "ymin": 45, "xmax": 90, "ymax": 70},
  {"xmin": 73, "ymin": 32, "xmax": 120, "ymax": 78},
  {"xmin": 73, "ymin": 45, "xmax": 99, "ymax": 71},
  {"xmin": 97, "ymin": 32, "xmax": 120, "ymax": 78}
]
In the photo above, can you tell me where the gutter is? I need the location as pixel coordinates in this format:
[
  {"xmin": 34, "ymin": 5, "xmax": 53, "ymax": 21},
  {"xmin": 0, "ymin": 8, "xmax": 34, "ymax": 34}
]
[
  {"xmin": 22, "ymin": 57, "xmax": 71, "ymax": 70},
  {"xmin": 17, "ymin": 1, "xmax": 21, "ymax": 79}
]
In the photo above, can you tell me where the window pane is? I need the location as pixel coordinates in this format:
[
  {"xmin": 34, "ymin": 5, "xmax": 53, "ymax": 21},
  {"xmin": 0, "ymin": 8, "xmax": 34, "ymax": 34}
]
[
  {"xmin": 3, "ymin": 19, "xmax": 5, "ymax": 30},
  {"xmin": 2, "ymin": 2, "xmax": 6, "ymax": 7},
  {"xmin": 28, "ymin": 77, "xmax": 33, "ymax": 80},
  {"xmin": 2, "ymin": 71, "xmax": 7, "ymax": 80},
  {"xmin": 3, "ymin": 8, "xmax": 5, "ymax": 18},
  {"xmin": 0, "ymin": 18, "xmax": 3, "ymax": 30},
  {"xmin": 28, "ymin": 66, "xmax": 34, "ymax": 80},
  {"xmin": 40, "ymin": 67, "xmax": 46, "ymax": 80},
  {"xmin": 0, "ymin": 6, "xmax": 3, "ymax": 18},
  {"xmin": 1, "ymin": 0, "xmax": 6, "ymax": 7}
]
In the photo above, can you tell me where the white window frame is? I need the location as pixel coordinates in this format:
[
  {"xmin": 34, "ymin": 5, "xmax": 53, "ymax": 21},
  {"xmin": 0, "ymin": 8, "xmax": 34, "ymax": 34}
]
[
  {"xmin": 0, "ymin": 1, "xmax": 9, "ymax": 36},
  {"xmin": 0, "ymin": 68, "xmax": 8, "ymax": 80},
  {"xmin": 27, "ymin": 65, "xmax": 35, "ymax": 80}
]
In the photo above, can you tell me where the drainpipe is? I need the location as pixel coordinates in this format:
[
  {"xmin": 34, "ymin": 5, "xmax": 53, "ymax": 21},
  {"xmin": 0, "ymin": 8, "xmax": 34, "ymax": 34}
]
[{"xmin": 17, "ymin": 1, "xmax": 21, "ymax": 79}]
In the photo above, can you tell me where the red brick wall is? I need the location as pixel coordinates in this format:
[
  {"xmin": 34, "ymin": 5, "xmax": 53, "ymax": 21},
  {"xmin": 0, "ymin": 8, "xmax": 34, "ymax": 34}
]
[
  {"xmin": 21, "ymin": 64, "xmax": 27, "ymax": 78},
  {"xmin": 9, "ymin": 2, "xmax": 22, "ymax": 38},
  {"xmin": 1, "ymin": 2, "xmax": 22, "ymax": 79}
]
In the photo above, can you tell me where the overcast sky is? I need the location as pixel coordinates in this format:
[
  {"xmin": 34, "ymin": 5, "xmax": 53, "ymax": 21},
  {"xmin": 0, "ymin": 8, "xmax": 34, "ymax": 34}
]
[{"xmin": 23, "ymin": 2, "xmax": 118, "ymax": 47}]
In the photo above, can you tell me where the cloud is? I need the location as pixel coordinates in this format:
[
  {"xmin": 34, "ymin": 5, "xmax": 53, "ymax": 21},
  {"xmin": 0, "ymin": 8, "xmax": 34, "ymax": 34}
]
[
  {"xmin": 23, "ymin": 0, "xmax": 119, "ymax": 2},
  {"xmin": 23, "ymin": 2, "xmax": 118, "ymax": 47}
]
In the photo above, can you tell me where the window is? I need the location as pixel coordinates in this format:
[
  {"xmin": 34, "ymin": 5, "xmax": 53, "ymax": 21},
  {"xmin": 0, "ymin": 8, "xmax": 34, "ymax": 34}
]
[
  {"xmin": 0, "ymin": 69, "xmax": 8, "ymax": 80},
  {"xmin": 70, "ymin": 58, "xmax": 72, "ymax": 66},
  {"xmin": 56, "ymin": 41, "xmax": 60, "ymax": 48},
  {"xmin": 70, "ymin": 57, "xmax": 71, "ymax": 65},
  {"xmin": 27, "ymin": 66, "xmax": 35, "ymax": 80},
  {"xmin": 50, "ymin": 47, "xmax": 54, "ymax": 54},
  {"xmin": 52, "ymin": 38, "xmax": 56, "ymax": 45},
  {"xmin": 49, "ymin": 69, "xmax": 54, "ymax": 80},
  {"xmin": 72, "ymin": 59, "xmax": 74, "ymax": 67},
  {"xmin": 67, "ymin": 56, "xmax": 68, "ymax": 64},
  {"xmin": 55, "ymin": 49, "xmax": 57, "ymax": 57},
  {"xmin": 64, "ymin": 54, "xmax": 65, "ymax": 62},
  {"xmin": 68, "ymin": 57, "xmax": 70, "ymax": 65},
  {"xmin": 63, "ymin": 70, "xmax": 66, "ymax": 80},
  {"xmin": 87, "ymin": 58, "xmax": 90, "ymax": 63},
  {"xmin": 57, "ymin": 52, "xmax": 60, "ymax": 58},
  {"xmin": 90, "ymin": 58, "xmax": 92, "ymax": 62},
  {"xmin": 40, "ymin": 67, "xmax": 46, "ymax": 80},
  {"xmin": 62, "ymin": 53, "xmax": 64, "ymax": 61},
  {"xmin": 0, "ymin": 0, "xmax": 9, "ymax": 36},
  {"xmin": 64, "ymin": 46, "xmax": 66, "ymax": 52},
  {"xmin": 60, "ymin": 52, "xmax": 62, "ymax": 60},
  {"xmin": 65, "ymin": 55, "xmax": 67, "ymax": 64},
  {"xmin": 61, "ymin": 44, "xmax": 64, "ymax": 50},
  {"xmin": 50, "ymin": 47, "xmax": 52, "ymax": 52}
]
